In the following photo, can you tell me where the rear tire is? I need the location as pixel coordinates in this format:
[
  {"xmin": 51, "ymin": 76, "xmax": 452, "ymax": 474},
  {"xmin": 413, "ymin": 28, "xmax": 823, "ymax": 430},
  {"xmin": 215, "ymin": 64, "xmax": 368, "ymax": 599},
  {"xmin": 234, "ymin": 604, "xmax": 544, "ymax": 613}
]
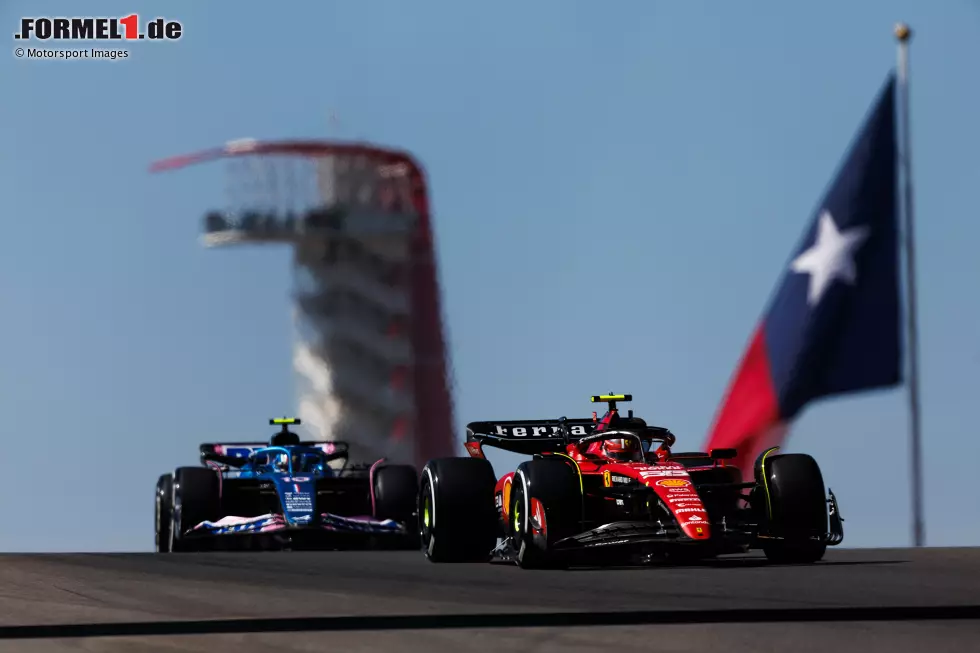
[
  {"xmin": 373, "ymin": 464, "xmax": 420, "ymax": 549},
  {"xmin": 510, "ymin": 457, "xmax": 581, "ymax": 569},
  {"xmin": 419, "ymin": 458, "xmax": 497, "ymax": 562},
  {"xmin": 170, "ymin": 467, "xmax": 220, "ymax": 552},
  {"xmin": 155, "ymin": 474, "xmax": 173, "ymax": 552},
  {"xmin": 756, "ymin": 453, "xmax": 828, "ymax": 564}
]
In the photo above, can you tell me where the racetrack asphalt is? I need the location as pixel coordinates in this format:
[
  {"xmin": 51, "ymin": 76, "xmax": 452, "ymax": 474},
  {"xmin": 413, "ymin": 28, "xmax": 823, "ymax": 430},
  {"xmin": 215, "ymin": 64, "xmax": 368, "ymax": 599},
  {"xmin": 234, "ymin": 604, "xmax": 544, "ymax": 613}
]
[{"xmin": 0, "ymin": 547, "xmax": 977, "ymax": 652}]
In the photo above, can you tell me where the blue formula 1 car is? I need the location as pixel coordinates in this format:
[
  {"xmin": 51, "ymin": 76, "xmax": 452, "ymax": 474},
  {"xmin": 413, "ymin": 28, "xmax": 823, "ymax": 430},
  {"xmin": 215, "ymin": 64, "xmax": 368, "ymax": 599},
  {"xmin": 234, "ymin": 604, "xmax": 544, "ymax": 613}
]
[{"xmin": 154, "ymin": 418, "xmax": 420, "ymax": 551}]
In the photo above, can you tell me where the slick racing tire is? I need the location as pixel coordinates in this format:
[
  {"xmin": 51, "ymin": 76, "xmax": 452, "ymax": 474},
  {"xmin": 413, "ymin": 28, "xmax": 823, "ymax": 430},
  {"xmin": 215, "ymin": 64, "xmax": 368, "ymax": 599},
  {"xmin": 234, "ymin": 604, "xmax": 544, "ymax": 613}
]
[
  {"xmin": 510, "ymin": 458, "xmax": 581, "ymax": 569},
  {"xmin": 419, "ymin": 458, "xmax": 497, "ymax": 563},
  {"xmin": 155, "ymin": 474, "xmax": 174, "ymax": 552},
  {"xmin": 755, "ymin": 453, "xmax": 828, "ymax": 564},
  {"xmin": 373, "ymin": 464, "xmax": 420, "ymax": 549},
  {"xmin": 170, "ymin": 467, "xmax": 220, "ymax": 553}
]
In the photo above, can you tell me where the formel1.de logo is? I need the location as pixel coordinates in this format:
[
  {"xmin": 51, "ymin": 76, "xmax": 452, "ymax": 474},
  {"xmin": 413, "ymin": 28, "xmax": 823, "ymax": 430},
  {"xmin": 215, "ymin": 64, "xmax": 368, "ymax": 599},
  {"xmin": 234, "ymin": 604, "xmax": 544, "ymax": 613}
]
[{"xmin": 14, "ymin": 15, "xmax": 182, "ymax": 41}]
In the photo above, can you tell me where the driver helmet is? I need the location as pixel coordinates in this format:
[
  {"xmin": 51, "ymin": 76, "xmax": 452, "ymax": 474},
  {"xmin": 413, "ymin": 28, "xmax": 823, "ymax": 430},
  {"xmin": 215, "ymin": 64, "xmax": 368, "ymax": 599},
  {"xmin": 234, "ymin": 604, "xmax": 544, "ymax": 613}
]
[
  {"xmin": 601, "ymin": 437, "xmax": 641, "ymax": 462},
  {"xmin": 270, "ymin": 429, "xmax": 301, "ymax": 447}
]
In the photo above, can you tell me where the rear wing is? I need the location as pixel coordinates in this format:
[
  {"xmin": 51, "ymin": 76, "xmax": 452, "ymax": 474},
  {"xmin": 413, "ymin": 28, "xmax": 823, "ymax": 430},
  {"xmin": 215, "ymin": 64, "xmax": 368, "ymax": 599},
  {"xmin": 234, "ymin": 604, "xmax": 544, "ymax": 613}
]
[
  {"xmin": 199, "ymin": 441, "xmax": 350, "ymax": 468},
  {"xmin": 465, "ymin": 417, "xmax": 686, "ymax": 458},
  {"xmin": 465, "ymin": 418, "xmax": 651, "ymax": 456}
]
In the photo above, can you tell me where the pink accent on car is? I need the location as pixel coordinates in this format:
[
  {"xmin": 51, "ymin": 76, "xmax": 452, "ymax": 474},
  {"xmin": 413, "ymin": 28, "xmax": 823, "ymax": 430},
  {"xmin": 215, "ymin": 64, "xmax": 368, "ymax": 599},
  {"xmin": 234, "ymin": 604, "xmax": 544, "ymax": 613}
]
[
  {"xmin": 368, "ymin": 458, "xmax": 386, "ymax": 516},
  {"xmin": 324, "ymin": 514, "xmax": 379, "ymax": 522}
]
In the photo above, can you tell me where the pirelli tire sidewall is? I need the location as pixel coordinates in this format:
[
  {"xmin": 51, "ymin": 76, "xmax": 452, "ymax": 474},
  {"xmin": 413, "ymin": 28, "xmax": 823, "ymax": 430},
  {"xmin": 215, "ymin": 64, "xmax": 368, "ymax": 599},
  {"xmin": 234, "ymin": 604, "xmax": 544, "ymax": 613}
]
[
  {"xmin": 419, "ymin": 458, "xmax": 497, "ymax": 562},
  {"xmin": 511, "ymin": 458, "xmax": 581, "ymax": 568},
  {"xmin": 756, "ymin": 453, "xmax": 829, "ymax": 563}
]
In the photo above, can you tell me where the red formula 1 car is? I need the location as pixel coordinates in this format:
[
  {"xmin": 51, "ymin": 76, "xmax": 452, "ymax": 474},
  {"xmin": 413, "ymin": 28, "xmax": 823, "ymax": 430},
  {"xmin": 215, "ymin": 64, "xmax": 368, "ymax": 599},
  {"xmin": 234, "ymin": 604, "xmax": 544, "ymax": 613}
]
[{"xmin": 418, "ymin": 395, "xmax": 844, "ymax": 568}]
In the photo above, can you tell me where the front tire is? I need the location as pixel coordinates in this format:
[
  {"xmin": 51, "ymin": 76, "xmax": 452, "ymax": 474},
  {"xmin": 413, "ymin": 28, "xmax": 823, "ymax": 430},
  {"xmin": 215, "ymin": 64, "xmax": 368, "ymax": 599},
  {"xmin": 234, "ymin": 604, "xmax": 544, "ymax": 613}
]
[
  {"xmin": 419, "ymin": 458, "xmax": 497, "ymax": 562},
  {"xmin": 373, "ymin": 464, "xmax": 420, "ymax": 549},
  {"xmin": 170, "ymin": 467, "xmax": 220, "ymax": 552},
  {"xmin": 756, "ymin": 453, "xmax": 828, "ymax": 563},
  {"xmin": 510, "ymin": 457, "xmax": 581, "ymax": 569}
]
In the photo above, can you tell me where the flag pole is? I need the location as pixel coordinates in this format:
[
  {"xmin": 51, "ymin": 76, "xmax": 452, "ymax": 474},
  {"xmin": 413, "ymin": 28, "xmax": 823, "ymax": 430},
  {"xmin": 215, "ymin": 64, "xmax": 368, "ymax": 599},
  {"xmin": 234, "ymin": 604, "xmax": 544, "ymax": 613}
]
[{"xmin": 894, "ymin": 22, "xmax": 924, "ymax": 548}]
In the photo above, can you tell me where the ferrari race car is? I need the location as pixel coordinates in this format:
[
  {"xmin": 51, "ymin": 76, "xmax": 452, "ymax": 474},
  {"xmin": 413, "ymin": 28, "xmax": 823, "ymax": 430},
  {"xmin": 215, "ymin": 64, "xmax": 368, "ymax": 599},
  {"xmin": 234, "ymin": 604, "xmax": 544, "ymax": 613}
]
[
  {"xmin": 155, "ymin": 418, "xmax": 419, "ymax": 551},
  {"xmin": 418, "ymin": 395, "xmax": 844, "ymax": 568}
]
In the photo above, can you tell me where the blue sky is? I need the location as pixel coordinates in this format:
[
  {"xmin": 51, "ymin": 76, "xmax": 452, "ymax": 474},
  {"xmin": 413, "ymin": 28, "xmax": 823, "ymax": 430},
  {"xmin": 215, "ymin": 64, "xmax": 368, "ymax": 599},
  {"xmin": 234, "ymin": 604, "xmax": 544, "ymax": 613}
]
[{"xmin": 2, "ymin": 0, "xmax": 978, "ymax": 552}]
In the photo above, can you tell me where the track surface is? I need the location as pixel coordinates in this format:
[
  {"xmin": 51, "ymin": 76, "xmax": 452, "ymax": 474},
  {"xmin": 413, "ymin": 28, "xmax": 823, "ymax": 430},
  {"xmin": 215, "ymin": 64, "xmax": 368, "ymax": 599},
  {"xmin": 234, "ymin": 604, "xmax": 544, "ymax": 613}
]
[{"xmin": 0, "ymin": 547, "xmax": 978, "ymax": 651}]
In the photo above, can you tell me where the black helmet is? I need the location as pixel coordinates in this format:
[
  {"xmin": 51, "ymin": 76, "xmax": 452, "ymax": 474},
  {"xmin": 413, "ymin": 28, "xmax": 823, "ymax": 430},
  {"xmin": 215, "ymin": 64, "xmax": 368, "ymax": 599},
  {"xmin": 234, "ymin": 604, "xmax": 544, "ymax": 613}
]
[
  {"xmin": 269, "ymin": 417, "xmax": 302, "ymax": 446},
  {"xmin": 270, "ymin": 429, "xmax": 300, "ymax": 447}
]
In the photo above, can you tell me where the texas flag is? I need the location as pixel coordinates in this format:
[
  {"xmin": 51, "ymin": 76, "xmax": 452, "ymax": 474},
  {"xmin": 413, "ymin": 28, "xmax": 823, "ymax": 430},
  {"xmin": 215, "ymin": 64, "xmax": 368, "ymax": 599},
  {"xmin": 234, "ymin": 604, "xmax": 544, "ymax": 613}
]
[{"xmin": 704, "ymin": 73, "xmax": 902, "ymax": 476}]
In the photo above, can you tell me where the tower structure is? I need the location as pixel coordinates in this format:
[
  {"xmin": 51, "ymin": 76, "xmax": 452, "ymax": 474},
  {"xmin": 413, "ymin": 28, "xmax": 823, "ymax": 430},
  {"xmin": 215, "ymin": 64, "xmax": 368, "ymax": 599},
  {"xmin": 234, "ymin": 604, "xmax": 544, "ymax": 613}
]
[{"xmin": 151, "ymin": 139, "xmax": 457, "ymax": 469}]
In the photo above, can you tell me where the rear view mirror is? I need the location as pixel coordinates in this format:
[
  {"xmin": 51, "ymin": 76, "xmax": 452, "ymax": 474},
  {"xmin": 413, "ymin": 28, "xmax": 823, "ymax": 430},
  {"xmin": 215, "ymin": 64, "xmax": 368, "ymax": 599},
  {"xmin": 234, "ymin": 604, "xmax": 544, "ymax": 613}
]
[{"xmin": 710, "ymin": 448, "xmax": 737, "ymax": 460}]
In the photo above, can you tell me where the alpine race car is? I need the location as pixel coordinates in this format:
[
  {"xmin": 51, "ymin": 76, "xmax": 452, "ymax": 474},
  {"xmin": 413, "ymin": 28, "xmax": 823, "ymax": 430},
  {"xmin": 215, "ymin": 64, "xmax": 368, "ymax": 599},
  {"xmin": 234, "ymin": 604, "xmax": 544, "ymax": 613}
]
[
  {"xmin": 418, "ymin": 395, "xmax": 844, "ymax": 568},
  {"xmin": 155, "ymin": 418, "xmax": 419, "ymax": 551}
]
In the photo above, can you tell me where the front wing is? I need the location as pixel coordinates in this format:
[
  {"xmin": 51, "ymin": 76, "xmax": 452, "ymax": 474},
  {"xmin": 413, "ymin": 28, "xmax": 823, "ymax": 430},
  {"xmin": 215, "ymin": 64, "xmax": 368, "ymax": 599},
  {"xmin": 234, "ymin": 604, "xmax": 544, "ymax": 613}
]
[
  {"xmin": 498, "ymin": 488, "xmax": 846, "ymax": 554},
  {"xmin": 187, "ymin": 513, "xmax": 407, "ymax": 537}
]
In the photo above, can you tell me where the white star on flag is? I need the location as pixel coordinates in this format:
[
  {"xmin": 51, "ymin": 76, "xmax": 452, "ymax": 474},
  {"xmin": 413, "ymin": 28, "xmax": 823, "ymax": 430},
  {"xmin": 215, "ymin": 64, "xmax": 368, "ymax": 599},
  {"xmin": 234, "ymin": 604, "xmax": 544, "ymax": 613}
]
[{"xmin": 790, "ymin": 210, "xmax": 870, "ymax": 305}]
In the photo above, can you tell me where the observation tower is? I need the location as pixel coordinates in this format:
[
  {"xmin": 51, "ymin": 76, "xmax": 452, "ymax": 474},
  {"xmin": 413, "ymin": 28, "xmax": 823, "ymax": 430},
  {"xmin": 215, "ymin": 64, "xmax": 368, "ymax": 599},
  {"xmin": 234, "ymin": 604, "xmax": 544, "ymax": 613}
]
[{"xmin": 150, "ymin": 139, "xmax": 457, "ymax": 470}]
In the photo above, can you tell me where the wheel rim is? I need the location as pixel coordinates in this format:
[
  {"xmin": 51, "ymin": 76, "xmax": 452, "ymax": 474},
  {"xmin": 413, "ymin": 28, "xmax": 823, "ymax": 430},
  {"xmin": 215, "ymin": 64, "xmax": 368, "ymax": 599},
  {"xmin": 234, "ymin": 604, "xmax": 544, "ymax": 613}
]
[
  {"xmin": 421, "ymin": 478, "xmax": 437, "ymax": 557},
  {"xmin": 511, "ymin": 482, "xmax": 525, "ymax": 542}
]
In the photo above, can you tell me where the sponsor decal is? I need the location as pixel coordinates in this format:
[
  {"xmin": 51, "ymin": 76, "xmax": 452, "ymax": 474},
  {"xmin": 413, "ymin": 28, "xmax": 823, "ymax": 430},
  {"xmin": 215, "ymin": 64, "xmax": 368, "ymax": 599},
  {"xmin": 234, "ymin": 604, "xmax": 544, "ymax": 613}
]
[
  {"xmin": 220, "ymin": 446, "xmax": 259, "ymax": 458},
  {"xmin": 283, "ymin": 477, "xmax": 310, "ymax": 482},
  {"xmin": 492, "ymin": 424, "xmax": 591, "ymax": 437},
  {"xmin": 284, "ymin": 491, "xmax": 313, "ymax": 513},
  {"xmin": 656, "ymin": 479, "xmax": 691, "ymax": 488},
  {"xmin": 686, "ymin": 514, "xmax": 703, "ymax": 521},
  {"xmin": 640, "ymin": 469, "xmax": 690, "ymax": 478},
  {"xmin": 668, "ymin": 487, "xmax": 693, "ymax": 493},
  {"xmin": 667, "ymin": 495, "xmax": 701, "ymax": 504},
  {"xmin": 674, "ymin": 508, "xmax": 704, "ymax": 514},
  {"xmin": 600, "ymin": 472, "xmax": 632, "ymax": 486}
]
